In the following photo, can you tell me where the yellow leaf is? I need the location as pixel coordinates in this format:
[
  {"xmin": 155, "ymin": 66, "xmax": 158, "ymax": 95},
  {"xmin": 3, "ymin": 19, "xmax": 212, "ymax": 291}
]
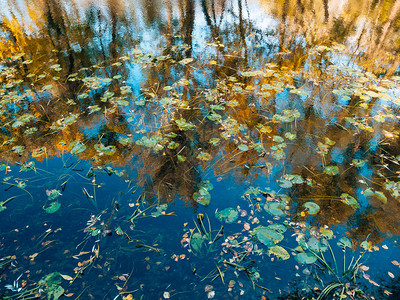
[
  {"xmin": 60, "ymin": 274, "xmax": 73, "ymax": 281},
  {"xmin": 29, "ymin": 253, "xmax": 38, "ymax": 260}
]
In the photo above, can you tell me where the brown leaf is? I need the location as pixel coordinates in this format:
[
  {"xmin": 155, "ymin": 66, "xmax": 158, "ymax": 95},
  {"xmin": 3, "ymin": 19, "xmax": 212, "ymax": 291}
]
[
  {"xmin": 359, "ymin": 265, "xmax": 369, "ymax": 272},
  {"xmin": 243, "ymin": 223, "xmax": 250, "ymax": 231},
  {"xmin": 205, "ymin": 285, "xmax": 213, "ymax": 292}
]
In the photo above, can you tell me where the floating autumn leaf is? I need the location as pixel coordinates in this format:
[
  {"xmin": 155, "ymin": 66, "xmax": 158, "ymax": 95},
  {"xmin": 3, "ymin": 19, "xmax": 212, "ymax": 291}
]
[
  {"xmin": 205, "ymin": 285, "xmax": 213, "ymax": 292},
  {"xmin": 359, "ymin": 265, "xmax": 369, "ymax": 272},
  {"xmin": 29, "ymin": 253, "xmax": 38, "ymax": 260},
  {"xmin": 60, "ymin": 274, "xmax": 73, "ymax": 281},
  {"xmin": 243, "ymin": 223, "xmax": 251, "ymax": 230}
]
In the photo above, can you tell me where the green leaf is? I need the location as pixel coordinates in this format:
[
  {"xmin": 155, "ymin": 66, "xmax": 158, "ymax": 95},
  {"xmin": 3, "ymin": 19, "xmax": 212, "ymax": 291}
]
[
  {"xmin": 307, "ymin": 237, "xmax": 328, "ymax": 252},
  {"xmin": 340, "ymin": 193, "xmax": 360, "ymax": 209},
  {"xmin": 178, "ymin": 58, "xmax": 194, "ymax": 65},
  {"xmin": 286, "ymin": 175, "xmax": 304, "ymax": 184},
  {"xmin": 193, "ymin": 191, "xmax": 211, "ymax": 206},
  {"xmin": 94, "ymin": 143, "xmax": 116, "ymax": 155},
  {"xmin": 215, "ymin": 208, "xmax": 238, "ymax": 224},
  {"xmin": 38, "ymin": 272, "xmax": 64, "ymax": 300},
  {"xmin": 284, "ymin": 132, "xmax": 296, "ymax": 140},
  {"xmin": 264, "ymin": 202, "xmax": 286, "ymax": 217},
  {"xmin": 190, "ymin": 233, "xmax": 205, "ymax": 253},
  {"xmin": 303, "ymin": 202, "xmax": 320, "ymax": 215},
  {"xmin": 323, "ymin": 166, "xmax": 339, "ymax": 175},
  {"xmin": 238, "ymin": 144, "xmax": 249, "ymax": 151},
  {"xmin": 196, "ymin": 152, "xmax": 212, "ymax": 161},
  {"xmin": 118, "ymin": 136, "xmax": 133, "ymax": 145},
  {"xmin": 364, "ymin": 188, "xmax": 387, "ymax": 204},
  {"xmin": 295, "ymin": 252, "xmax": 317, "ymax": 264},
  {"xmin": 151, "ymin": 204, "xmax": 168, "ymax": 217},
  {"xmin": 44, "ymin": 201, "xmax": 61, "ymax": 214},
  {"xmin": 255, "ymin": 227, "xmax": 284, "ymax": 246},
  {"xmin": 352, "ymin": 159, "xmax": 367, "ymax": 168},
  {"xmin": 47, "ymin": 189, "xmax": 62, "ymax": 200},
  {"xmin": 278, "ymin": 179, "xmax": 292, "ymax": 188},
  {"xmin": 209, "ymin": 138, "xmax": 220, "ymax": 146},
  {"xmin": 320, "ymin": 227, "xmax": 334, "ymax": 239},
  {"xmin": 273, "ymin": 135, "xmax": 284, "ymax": 143},
  {"xmin": 267, "ymin": 245, "xmax": 290, "ymax": 260},
  {"xmin": 337, "ymin": 237, "xmax": 352, "ymax": 249},
  {"xmin": 69, "ymin": 141, "xmax": 86, "ymax": 154},
  {"xmin": 267, "ymin": 224, "xmax": 287, "ymax": 233},
  {"xmin": 177, "ymin": 155, "xmax": 186, "ymax": 162}
]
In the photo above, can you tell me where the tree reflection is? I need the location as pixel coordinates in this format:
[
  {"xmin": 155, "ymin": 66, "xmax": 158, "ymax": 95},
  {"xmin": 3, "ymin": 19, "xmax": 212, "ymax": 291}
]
[{"xmin": 0, "ymin": 0, "xmax": 400, "ymax": 247}]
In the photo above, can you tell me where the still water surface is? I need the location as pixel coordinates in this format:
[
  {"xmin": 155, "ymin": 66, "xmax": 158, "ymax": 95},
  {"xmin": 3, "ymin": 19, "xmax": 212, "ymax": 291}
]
[{"xmin": 1, "ymin": 0, "xmax": 400, "ymax": 299}]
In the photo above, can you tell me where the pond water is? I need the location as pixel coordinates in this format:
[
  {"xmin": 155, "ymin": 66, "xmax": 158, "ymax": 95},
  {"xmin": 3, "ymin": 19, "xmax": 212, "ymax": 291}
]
[{"xmin": 1, "ymin": 0, "xmax": 400, "ymax": 299}]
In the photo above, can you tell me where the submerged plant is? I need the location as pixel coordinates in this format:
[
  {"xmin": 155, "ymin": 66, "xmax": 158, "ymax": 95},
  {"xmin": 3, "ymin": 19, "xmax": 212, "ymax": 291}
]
[
  {"xmin": 295, "ymin": 235, "xmax": 371, "ymax": 299},
  {"xmin": 187, "ymin": 213, "xmax": 224, "ymax": 256}
]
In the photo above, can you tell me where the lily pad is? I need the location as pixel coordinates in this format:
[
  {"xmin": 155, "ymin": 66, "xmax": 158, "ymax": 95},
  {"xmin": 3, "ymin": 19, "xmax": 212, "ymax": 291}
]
[
  {"xmin": 352, "ymin": 159, "xmax": 367, "ymax": 168},
  {"xmin": 267, "ymin": 245, "xmax": 290, "ymax": 260},
  {"xmin": 238, "ymin": 144, "xmax": 249, "ymax": 151},
  {"xmin": 190, "ymin": 233, "xmax": 206, "ymax": 253},
  {"xmin": 69, "ymin": 141, "xmax": 86, "ymax": 154},
  {"xmin": 320, "ymin": 227, "xmax": 334, "ymax": 239},
  {"xmin": 193, "ymin": 191, "xmax": 211, "ymax": 206},
  {"xmin": 364, "ymin": 188, "xmax": 387, "ymax": 204},
  {"xmin": 44, "ymin": 201, "xmax": 61, "ymax": 214},
  {"xmin": 278, "ymin": 179, "xmax": 292, "ymax": 188},
  {"xmin": 264, "ymin": 202, "xmax": 286, "ymax": 217},
  {"xmin": 337, "ymin": 237, "xmax": 352, "ymax": 249},
  {"xmin": 215, "ymin": 208, "xmax": 238, "ymax": 224},
  {"xmin": 255, "ymin": 227, "xmax": 284, "ymax": 247},
  {"xmin": 47, "ymin": 189, "xmax": 62, "ymax": 200},
  {"xmin": 307, "ymin": 237, "xmax": 328, "ymax": 252},
  {"xmin": 295, "ymin": 252, "xmax": 317, "ymax": 264},
  {"xmin": 340, "ymin": 193, "xmax": 360, "ymax": 209},
  {"xmin": 38, "ymin": 272, "xmax": 64, "ymax": 300},
  {"xmin": 303, "ymin": 202, "xmax": 320, "ymax": 215},
  {"xmin": 267, "ymin": 224, "xmax": 287, "ymax": 233},
  {"xmin": 151, "ymin": 204, "xmax": 168, "ymax": 217},
  {"xmin": 94, "ymin": 143, "xmax": 116, "ymax": 155},
  {"xmin": 196, "ymin": 152, "xmax": 212, "ymax": 161},
  {"xmin": 323, "ymin": 166, "xmax": 339, "ymax": 175}
]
